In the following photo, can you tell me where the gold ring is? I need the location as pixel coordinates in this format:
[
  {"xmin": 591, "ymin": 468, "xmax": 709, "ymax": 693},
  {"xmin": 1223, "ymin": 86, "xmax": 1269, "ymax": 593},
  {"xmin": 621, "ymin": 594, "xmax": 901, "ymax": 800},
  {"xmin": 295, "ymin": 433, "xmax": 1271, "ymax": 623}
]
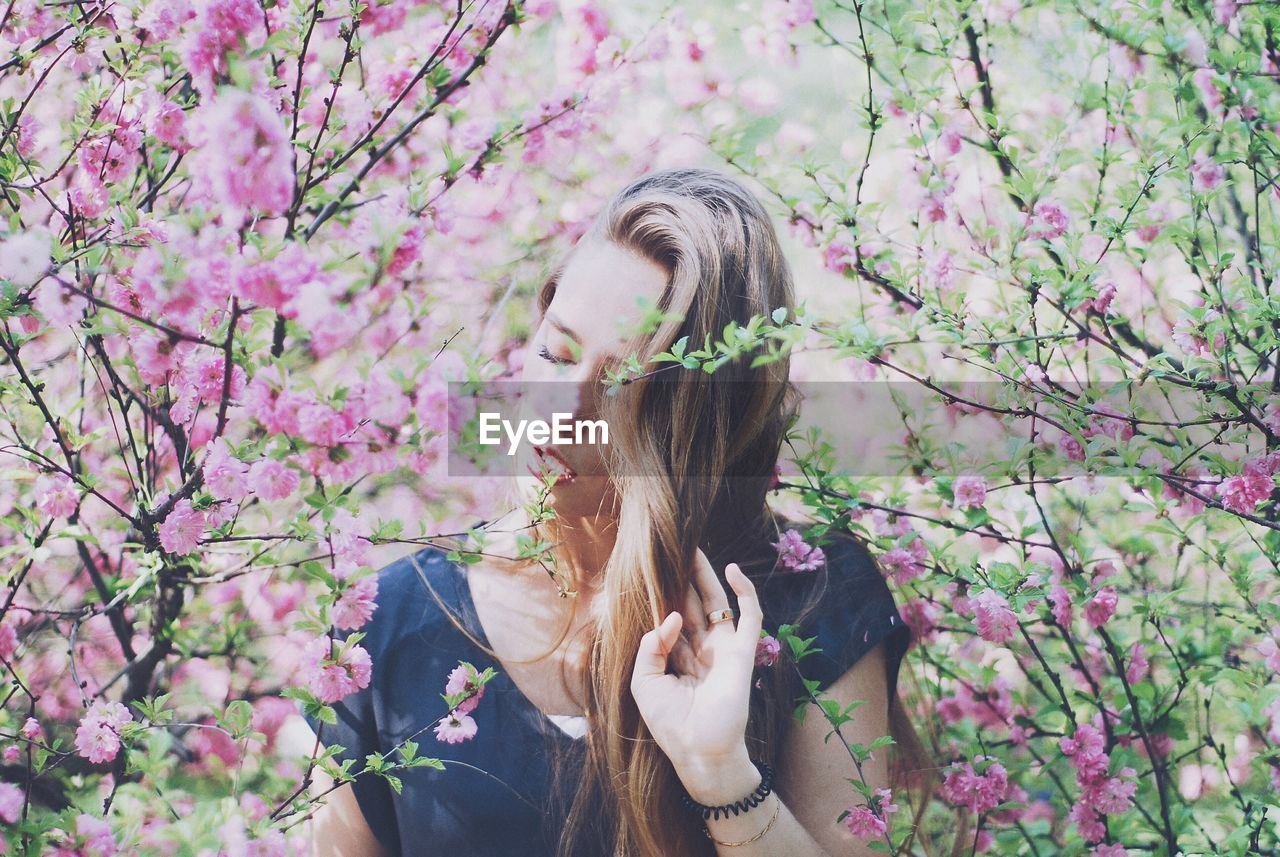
[{"xmin": 706, "ymin": 608, "xmax": 736, "ymax": 625}]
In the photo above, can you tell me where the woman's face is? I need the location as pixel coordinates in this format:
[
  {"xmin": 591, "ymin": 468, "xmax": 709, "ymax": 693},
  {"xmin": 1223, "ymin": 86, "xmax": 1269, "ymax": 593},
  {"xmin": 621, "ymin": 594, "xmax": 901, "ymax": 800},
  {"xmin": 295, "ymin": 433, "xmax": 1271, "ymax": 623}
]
[{"xmin": 517, "ymin": 239, "xmax": 668, "ymax": 511}]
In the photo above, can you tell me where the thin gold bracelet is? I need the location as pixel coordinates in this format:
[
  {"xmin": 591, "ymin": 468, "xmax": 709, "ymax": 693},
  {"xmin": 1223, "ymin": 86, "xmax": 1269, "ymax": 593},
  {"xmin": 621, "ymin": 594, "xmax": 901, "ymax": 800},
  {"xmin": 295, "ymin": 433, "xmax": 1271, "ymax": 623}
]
[{"xmin": 703, "ymin": 795, "xmax": 781, "ymax": 847}]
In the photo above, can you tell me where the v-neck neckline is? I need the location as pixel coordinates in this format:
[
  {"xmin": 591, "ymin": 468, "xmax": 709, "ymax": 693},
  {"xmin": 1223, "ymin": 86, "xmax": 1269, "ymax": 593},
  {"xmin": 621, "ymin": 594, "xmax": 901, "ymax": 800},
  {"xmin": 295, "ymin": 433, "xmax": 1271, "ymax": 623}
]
[{"xmin": 452, "ymin": 552, "xmax": 588, "ymax": 743}]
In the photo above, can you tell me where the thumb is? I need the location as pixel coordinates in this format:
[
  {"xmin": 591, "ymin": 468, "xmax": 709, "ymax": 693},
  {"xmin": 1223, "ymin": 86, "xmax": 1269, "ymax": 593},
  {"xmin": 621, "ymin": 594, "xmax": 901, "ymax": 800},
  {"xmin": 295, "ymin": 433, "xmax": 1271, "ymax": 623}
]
[{"xmin": 632, "ymin": 611, "xmax": 682, "ymax": 682}]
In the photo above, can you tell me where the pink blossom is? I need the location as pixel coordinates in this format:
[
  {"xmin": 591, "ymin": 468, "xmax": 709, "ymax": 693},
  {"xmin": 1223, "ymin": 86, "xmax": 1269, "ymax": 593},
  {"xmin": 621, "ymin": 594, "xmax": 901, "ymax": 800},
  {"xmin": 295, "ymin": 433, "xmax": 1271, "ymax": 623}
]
[
  {"xmin": 1024, "ymin": 198, "xmax": 1070, "ymax": 241},
  {"xmin": 21, "ymin": 717, "xmax": 43, "ymax": 741},
  {"xmin": 938, "ymin": 676, "xmax": 1015, "ymax": 730},
  {"xmin": 444, "ymin": 663, "xmax": 486, "ymax": 715},
  {"xmin": 203, "ymin": 437, "xmax": 249, "ymax": 502},
  {"xmin": 879, "ymin": 536, "xmax": 928, "ymax": 583},
  {"xmin": 191, "ymin": 89, "xmax": 293, "ymax": 220},
  {"xmin": 971, "ymin": 589, "xmax": 1018, "ymax": 644},
  {"xmin": 1091, "ymin": 280, "xmax": 1117, "ymax": 315},
  {"xmin": 247, "ymin": 458, "xmax": 300, "ymax": 501},
  {"xmin": 1215, "ymin": 460, "xmax": 1273, "ymax": 514},
  {"xmin": 1083, "ymin": 402, "xmax": 1135, "ymax": 442},
  {"xmin": 771, "ymin": 529, "xmax": 826, "ymax": 573},
  {"xmin": 0, "ymin": 227, "xmax": 53, "ymax": 286},
  {"xmin": 1193, "ymin": 68, "xmax": 1224, "ymax": 112},
  {"xmin": 1126, "ymin": 642, "xmax": 1150, "ymax": 684},
  {"xmin": 74, "ymin": 812, "xmax": 117, "ymax": 856},
  {"xmin": 1172, "ymin": 309, "xmax": 1225, "ymax": 358},
  {"xmin": 1057, "ymin": 431, "xmax": 1085, "ymax": 462},
  {"xmin": 841, "ymin": 804, "xmax": 886, "ymax": 839},
  {"xmin": 1061, "ymin": 723, "xmax": 1108, "ymax": 778},
  {"xmin": 158, "ymin": 498, "xmax": 206, "ymax": 555},
  {"xmin": 332, "ymin": 576, "xmax": 378, "ymax": 630},
  {"xmin": 1190, "ymin": 153, "xmax": 1226, "ymax": 193},
  {"xmin": 952, "ymin": 474, "xmax": 987, "ymax": 509},
  {"xmin": 940, "ymin": 757, "xmax": 1009, "ymax": 814},
  {"xmin": 899, "ymin": 598, "xmax": 941, "ymax": 644},
  {"xmin": 1084, "ymin": 587, "xmax": 1118, "ymax": 629},
  {"xmin": 0, "ymin": 782, "xmax": 23, "ymax": 824},
  {"xmin": 928, "ymin": 249, "xmax": 956, "ymax": 292},
  {"xmin": 939, "ymin": 127, "xmax": 962, "ymax": 158},
  {"xmin": 36, "ymin": 472, "xmax": 79, "ymax": 518},
  {"xmin": 822, "ymin": 239, "xmax": 856, "ymax": 275},
  {"xmin": 70, "ymin": 170, "xmax": 110, "ymax": 219},
  {"xmin": 304, "ymin": 637, "xmax": 373, "ymax": 704},
  {"xmin": 1091, "ymin": 844, "xmax": 1127, "ymax": 857},
  {"xmin": 1047, "ymin": 584, "xmax": 1073, "ymax": 627},
  {"xmin": 754, "ymin": 634, "xmax": 781, "ymax": 667},
  {"xmin": 433, "ymin": 710, "xmax": 478, "ymax": 744},
  {"xmin": 148, "ymin": 99, "xmax": 189, "ymax": 150},
  {"xmin": 0, "ymin": 623, "xmax": 18, "ymax": 662},
  {"xmin": 74, "ymin": 700, "xmax": 133, "ymax": 764}
]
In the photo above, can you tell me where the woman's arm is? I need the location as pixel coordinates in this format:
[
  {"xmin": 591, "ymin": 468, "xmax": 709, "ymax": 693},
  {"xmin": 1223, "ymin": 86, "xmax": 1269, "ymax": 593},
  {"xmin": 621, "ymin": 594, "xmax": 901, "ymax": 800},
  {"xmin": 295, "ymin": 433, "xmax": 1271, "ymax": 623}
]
[
  {"xmin": 679, "ymin": 643, "xmax": 894, "ymax": 857},
  {"xmin": 280, "ymin": 713, "xmax": 391, "ymax": 857},
  {"xmin": 631, "ymin": 553, "xmax": 900, "ymax": 857},
  {"xmin": 309, "ymin": 767, "xmax": 392, "ymax": 857}
]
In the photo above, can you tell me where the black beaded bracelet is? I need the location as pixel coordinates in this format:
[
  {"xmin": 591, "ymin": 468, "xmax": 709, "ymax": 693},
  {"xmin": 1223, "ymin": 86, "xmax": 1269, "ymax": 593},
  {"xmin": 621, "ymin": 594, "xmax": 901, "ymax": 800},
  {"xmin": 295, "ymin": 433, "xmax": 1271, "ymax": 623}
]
[{"xmin": 678, "ymin": 760, "xmax": 775, "ymax": 822}]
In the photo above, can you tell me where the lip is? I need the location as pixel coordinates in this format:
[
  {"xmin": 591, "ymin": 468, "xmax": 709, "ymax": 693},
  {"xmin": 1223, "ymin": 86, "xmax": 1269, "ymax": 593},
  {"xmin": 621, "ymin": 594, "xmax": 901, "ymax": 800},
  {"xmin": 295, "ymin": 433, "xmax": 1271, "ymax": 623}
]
[{"xmin": 529, "ymin": 444, "xmax": 577, "ymax": 484}]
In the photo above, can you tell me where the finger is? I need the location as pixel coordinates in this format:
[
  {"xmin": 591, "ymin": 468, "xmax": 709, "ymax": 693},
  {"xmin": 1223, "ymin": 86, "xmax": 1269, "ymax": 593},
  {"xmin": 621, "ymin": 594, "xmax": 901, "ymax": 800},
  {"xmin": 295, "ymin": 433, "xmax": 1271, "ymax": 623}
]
[
  {"xmin": 725, "ymin": 563, "xmax": 763, "ymax": 649},
  {"xmin": 691, "ymin": 547, "xmax": 731, "ymax": 618},
  {"xmin": 631, "ymin": 611, "xmax": 683, "ymax": 683}
]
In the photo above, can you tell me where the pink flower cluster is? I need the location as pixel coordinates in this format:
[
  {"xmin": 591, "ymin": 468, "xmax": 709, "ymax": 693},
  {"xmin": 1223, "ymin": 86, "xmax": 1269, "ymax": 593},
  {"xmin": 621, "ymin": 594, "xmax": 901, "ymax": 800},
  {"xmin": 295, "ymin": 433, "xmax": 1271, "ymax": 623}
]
[
  {"xmin": 1215, "ymin": 455, "xmax": 1277, "ymax": 515},
  {"xmin": 1190, "ymin": 152, "xmax": 1226, "ymax": 193},
  {"xmin": 332, "ymin": 575, "xmax": 379, "ymax": 631},
  {"xmin": 304, "ymin": 637, "xmax": 373, "ymax": 704},
  {"xmin": 74, "ymin": 700, "xmax": 133, "ymax": 764},
  {"xmin": 443, "ymin": 663, "xmax": 486, "ymax": 715},
  {"xmin": 35, "ymin": 472, "xmax": 79, "ymax": 518},
  {"xmin": 941, "ymin": 756, "xmax": 1010, "ymax": 815},
  {"xmin": 842, "ymin": 787, "xmax": 898, "ymax": 839},
  {"xmin": 0, "ymin": 781, "xmax": 23, "ymax": 824},
  {"xmin": 771, "ymin": 529, "xmax": 826, "ymax": 573},
  {"xmin": 1083, "ymin": 587, "xmax": 1118, "ymax": 629},
  {"xmin": 434, "ymin": 663, "xmax": 486, "ymax": 744},
  {"xmin": 952, "ymin": 474, "xmax": 987, "ymax": 509},
  {"xmin": 191, "ymin": 89, "xmax": 294, "ymax": 222},
  {"xmin": 970, "ymin": 588, "xmax": 1019, "ymax": 644},
  {"xmin": 183, "ymin": 0, "xmax": 264, "ymax": 97},
  {"xmin": 47, "ymin": 813, "xmax": 117, "ymax": 857},
  {"xmin": 158, "ymin": 498, "xmax": 207, "ymax": 555},
  {"xmin": 1024, "ymin": 198, "xmax": 1070, "ymax": 241},
  {"xmin": 1060, "ymin": 723, "xmax": 1138, "ymax": 843},
  {"xmin": 754, "ymin": 633, "xmax": 782, "ymax": 667}
]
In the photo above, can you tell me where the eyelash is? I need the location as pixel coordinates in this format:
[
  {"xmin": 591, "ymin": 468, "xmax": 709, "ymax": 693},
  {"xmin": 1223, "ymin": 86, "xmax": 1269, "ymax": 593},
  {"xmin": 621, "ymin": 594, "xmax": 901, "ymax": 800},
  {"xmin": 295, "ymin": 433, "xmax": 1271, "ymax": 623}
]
[{"xmin": 538, "ymin": 345, "xmax": 574, "ymax": 366}]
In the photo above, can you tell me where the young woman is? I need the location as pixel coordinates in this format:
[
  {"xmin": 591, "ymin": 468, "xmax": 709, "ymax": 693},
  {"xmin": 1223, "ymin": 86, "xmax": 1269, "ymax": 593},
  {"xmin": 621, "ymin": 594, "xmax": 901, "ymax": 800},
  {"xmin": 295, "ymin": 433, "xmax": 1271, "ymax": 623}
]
[{"xmin": 293, "ymin": 167, "xmax": 923, "ymax": 856}]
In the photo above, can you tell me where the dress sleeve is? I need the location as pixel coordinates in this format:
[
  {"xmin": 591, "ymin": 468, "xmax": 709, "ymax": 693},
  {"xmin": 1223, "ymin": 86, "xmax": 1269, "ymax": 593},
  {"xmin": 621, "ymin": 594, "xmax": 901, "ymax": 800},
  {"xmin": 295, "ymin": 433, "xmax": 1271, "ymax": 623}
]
[
  {"xmin": 791, "ymin": 535, "xmax": 912, "ymax": 697},
  {"xmin": 301, "ymin": 615, "xmax": 401, "ymax": 852}
]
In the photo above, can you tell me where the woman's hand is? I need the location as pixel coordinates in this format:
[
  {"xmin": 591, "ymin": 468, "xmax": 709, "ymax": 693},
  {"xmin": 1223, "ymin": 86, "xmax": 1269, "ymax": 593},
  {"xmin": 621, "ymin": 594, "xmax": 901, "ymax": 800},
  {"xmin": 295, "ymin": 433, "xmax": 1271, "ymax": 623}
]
[{"xmin": 630, "ymin": 548, "xmax": 766, "ymax": 804}]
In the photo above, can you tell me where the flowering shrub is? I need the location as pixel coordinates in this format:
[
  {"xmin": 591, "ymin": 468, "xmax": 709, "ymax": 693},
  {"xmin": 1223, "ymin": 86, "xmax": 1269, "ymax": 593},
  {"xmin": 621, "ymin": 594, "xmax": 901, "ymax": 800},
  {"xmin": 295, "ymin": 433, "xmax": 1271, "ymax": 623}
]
[{"xmin": 1, "ymin": 0, "xmax": 1278, "ymax": 854}]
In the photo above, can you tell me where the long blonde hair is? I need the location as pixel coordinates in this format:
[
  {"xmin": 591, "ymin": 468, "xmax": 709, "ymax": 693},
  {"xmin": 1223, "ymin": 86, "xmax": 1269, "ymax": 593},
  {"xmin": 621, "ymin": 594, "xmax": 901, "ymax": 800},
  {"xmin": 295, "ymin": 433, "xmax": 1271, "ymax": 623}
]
[{"xmin": 444, "ymin": 167, "xmax": 928, "ymax": 855}]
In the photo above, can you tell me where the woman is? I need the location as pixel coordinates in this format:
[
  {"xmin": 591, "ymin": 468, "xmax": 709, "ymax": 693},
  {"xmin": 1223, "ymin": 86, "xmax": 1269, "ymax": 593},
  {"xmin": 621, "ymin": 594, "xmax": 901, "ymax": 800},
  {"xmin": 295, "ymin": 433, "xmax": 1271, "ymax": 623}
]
[{"xmin": 294, "ymin": 167, "xmax": 923, "ymax": 856}]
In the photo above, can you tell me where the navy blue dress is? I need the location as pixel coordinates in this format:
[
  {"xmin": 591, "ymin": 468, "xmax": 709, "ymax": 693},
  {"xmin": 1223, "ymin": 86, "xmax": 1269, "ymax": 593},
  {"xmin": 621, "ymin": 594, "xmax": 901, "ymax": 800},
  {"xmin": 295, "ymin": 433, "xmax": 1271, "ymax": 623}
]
[{"xmin": 303, "ymin": 536, "xmax": 910, "ymax": 856}]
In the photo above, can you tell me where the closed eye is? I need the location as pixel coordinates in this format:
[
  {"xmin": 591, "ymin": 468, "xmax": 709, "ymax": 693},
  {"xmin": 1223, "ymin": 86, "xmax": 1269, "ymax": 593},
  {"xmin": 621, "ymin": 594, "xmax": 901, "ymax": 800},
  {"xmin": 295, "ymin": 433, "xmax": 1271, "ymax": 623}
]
[{"xmin": 538, "ymin": 345, "xmax": 575, "ymax": 366}]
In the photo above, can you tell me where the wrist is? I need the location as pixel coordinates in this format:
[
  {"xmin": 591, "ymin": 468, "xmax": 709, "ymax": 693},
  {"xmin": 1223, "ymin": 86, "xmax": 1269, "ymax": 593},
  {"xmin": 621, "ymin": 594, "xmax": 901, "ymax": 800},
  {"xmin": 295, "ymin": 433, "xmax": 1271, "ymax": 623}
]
[{"xmin": 675, "ymin": 747, "xmax": 762, "ymax": 806}]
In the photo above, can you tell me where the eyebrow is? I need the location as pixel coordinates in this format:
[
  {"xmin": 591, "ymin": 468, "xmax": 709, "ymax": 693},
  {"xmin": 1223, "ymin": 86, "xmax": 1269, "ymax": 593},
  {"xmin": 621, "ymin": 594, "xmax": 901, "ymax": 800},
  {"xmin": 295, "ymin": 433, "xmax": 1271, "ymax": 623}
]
[{"xmin": 546, "ymin": 312, "xmax": 582, "ymax": 344}]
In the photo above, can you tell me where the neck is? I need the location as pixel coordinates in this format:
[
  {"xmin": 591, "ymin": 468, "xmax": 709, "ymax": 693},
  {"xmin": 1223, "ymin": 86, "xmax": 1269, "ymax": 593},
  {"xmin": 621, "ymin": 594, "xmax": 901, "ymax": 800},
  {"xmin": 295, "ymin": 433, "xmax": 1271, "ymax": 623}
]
[{"xmin": 540, "ymin": 512, "xmax": 618, "ymax": 594}]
